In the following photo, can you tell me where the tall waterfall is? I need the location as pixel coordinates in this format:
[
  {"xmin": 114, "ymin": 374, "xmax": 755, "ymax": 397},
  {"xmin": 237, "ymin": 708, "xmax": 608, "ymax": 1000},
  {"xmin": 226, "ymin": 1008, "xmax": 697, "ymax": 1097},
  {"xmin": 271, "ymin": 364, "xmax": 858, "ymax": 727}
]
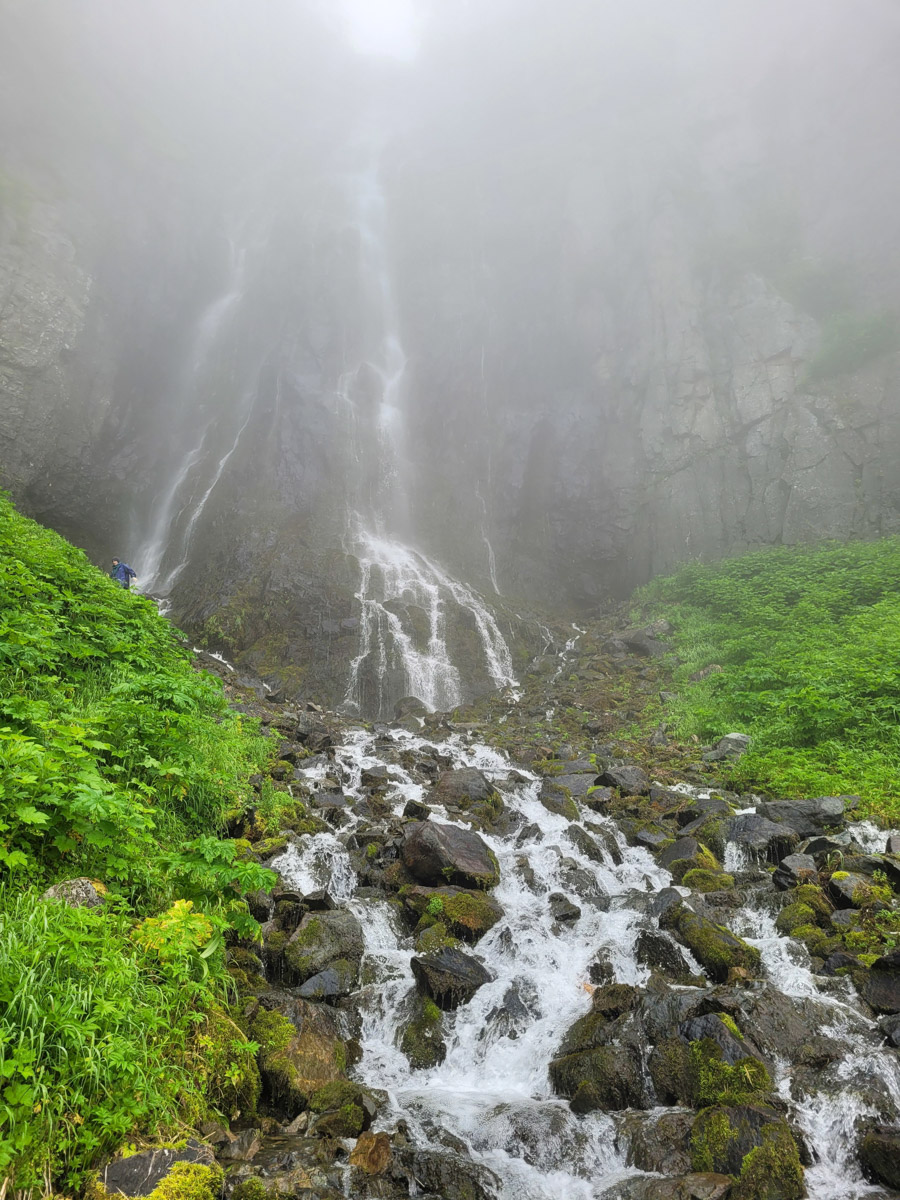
[
  {"xmin": 132, "ymin": 238, "xmax": 253, "ymax": 595},
  {"xmin": 341, "ymin": 156, "xmax": 515, "ymax": 717}
]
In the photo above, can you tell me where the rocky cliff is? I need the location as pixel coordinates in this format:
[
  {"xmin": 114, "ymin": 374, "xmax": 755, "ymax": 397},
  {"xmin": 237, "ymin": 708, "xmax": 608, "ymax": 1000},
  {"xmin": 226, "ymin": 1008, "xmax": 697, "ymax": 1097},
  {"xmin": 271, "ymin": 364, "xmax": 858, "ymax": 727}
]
[{"xmin": 2, "ymin": 0, "xmax": 899, "ymax": 705}]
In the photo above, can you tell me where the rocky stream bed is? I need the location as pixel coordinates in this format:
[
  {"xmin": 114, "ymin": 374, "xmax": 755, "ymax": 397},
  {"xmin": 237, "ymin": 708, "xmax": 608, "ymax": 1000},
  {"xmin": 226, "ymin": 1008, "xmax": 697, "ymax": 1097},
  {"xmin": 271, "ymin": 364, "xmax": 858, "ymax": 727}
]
[{"xmin": 102, "ymin": 619, "xmax": 900, "ymax": 1200}]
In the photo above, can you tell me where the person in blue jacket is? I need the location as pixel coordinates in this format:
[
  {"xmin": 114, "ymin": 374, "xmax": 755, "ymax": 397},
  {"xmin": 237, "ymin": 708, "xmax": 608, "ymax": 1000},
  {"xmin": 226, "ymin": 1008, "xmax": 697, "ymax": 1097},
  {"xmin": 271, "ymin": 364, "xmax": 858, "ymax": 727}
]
[{"xmin": 110, "ymin": 558, "xmax": 137, "ymax": 589}]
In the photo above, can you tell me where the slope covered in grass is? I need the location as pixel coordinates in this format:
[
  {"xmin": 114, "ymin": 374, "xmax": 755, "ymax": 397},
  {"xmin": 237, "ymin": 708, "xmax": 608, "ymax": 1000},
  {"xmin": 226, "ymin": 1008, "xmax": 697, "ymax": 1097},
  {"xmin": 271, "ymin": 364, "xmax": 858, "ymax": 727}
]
[
  {"xmin": 638, "ymin": 538, "xmax": 900, "ymax": 823},
  {"xmin": 0, "ymin": 494, "xmax": 273, "ymax": 1191}
]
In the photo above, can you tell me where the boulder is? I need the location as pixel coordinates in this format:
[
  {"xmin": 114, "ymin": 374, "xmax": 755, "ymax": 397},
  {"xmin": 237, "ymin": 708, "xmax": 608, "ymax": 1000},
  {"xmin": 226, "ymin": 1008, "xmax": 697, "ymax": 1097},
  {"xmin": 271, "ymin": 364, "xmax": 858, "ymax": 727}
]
[
  {"xmin": 878, "ymin": 1013, "xmax": 900, "ymax": 1047},
  {"xmin": 635, "ymin": 930, "xmax": 697, "ymax": 984},
  {"xmin": 401, "ymin": 821, "xmax": 499, "ymax": 889},
  {"xmin": 400, "ymin": 993, "xmax": 446, "ymax": 1068},
  {"xmin": 411, "ymin": 947, "xmax": 492, "ymax": 1009},
  {"xmin": 660, "ymin": 904, "xmax": 761, "ymax": 983},
  {"xmin": 828, "ymin": 871, "xmax": 872, "ymax": 908},
  {"xmin": 692, "ymin": 1108, "xmax": 804, "ymax": 1197},
  {"xmin": 41, "ymin": 877, "xmax": 105, "ymax": 909},
  {"xmin": 887, "ymin": 835, "xmax": 900, "ymax": 856},
  {"xmin": 620, "ymin": 1109, "xmax": 694, "ymax": 1174},
  {"xmin": 217, "ymin": 1129, "xmax": 262, "ymax": 1162},
  {"xmin": 859, "ymin": 1125, "xmax": 900, "ymax": 1188},
  {"xmin": 284, "ymin": 908, "xmax": 364, "ymax": 989},
  {"xmin": 98, "ymin": 1141, "xmax": 217, "ymax": 1196},
  {"xmin": 703, "ymin": 733, "xmax": 751, "ymax": 762},
  {"xmin": 726, "ymin": 813, "xmax": 799, "ymax": 863},
  {"xmin": 549, "ymin": 1042, "xmax": 643, "ymax": 1111},
  {"xmin": 549, "ymin": 892, "xmax": 581, "ymax": 924},
  {"xmin": 858, "ymin": 949, "xmax": 900, "ymax": 1014},
  {"xmin": 773, "ymin": 853, "xmax": 817, "ymax": 890},
  {"xmin": 349, "ymin": 1131, "xmax": 393, "ymax": 1175},
  {"xmin": 251, "ymin": 999, "xmax": 347, "ymax": 1114},
  {"xmin": 402, "ymin": 885, "xmax": 503, "ymax": 942},
  {"xmin": 755, "ymin": 796, "xmax": 849, "ymax": 837},
  {"xmin": 599, "ymin": 763, "xmax": 650, "ymax": 794},
  {"xmin": 296, "ymin": 961, "xmax": 359, "ymax": 1000},
  {"xmin": 600, "ymin": 1174, "xmax": 732, "ymax": 1200},
  {"xmin": 538, "ymin": 779, "xmax": 580, "ymax": 820},
  {"xmin": 394, "ymin": 696, "xmax": 430, "ymax": 721},
  {"xmin": 427, "ymin": 768, "xmax": 504, "ymax": 828},
  {"xmin": 394, "ymin": 1149, "xmax": 500, "ymax": 1200}
]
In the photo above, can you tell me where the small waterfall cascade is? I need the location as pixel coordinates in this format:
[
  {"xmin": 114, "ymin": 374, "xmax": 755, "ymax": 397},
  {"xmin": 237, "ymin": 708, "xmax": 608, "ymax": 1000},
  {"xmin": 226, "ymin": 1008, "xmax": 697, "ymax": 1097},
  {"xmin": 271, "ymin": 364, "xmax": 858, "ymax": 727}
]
[
  {"xmin": 133, "ymin": 237, "xmax": 254, "ymax": 595},
  {"xmin": 262, "ymin": 705, "xmax": 900, "ymax": 1200},
  {"xmin": 339, "ymin": 154, "xmax": 516, "ymax": 717}
]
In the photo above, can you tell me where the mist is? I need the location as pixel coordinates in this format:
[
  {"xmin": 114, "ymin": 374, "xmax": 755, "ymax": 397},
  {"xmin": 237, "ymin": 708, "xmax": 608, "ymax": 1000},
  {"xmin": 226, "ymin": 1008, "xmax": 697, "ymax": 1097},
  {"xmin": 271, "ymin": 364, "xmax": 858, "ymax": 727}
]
[{"xmin": 1, "ymin": 0, "xmax": 899, "ymax": 710}]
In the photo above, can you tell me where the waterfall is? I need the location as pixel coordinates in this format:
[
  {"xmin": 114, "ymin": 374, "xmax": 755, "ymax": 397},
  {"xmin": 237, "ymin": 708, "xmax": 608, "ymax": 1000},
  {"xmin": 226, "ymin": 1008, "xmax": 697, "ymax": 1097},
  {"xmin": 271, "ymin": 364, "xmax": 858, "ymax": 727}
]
[
  {"xmin": 340, "ymin": 151, "xmax": 515, "ymax": 716},
  {"xmin": 132, "ymin": 239, "xmax": 250, "ymax": 595}
]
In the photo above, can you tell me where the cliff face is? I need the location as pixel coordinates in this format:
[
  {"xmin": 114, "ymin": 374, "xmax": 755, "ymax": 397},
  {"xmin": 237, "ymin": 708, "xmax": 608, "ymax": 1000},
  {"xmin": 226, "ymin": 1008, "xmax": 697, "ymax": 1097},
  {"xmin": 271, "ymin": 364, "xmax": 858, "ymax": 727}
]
[{"xmin": 2, "ymin": 0, "xmax": 899, "ymax": 705}]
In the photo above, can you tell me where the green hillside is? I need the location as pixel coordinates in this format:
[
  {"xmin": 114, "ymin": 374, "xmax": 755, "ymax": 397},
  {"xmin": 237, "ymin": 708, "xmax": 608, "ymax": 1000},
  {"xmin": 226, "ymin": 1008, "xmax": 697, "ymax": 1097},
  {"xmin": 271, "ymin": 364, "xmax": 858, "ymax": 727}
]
[
  {"xmin": 639, "ymin": 538, "xmax": 900, "ymax": 823},
  {"xmin": 0, "ymin": 494, "xmax": 273, "ymax": 1191}
]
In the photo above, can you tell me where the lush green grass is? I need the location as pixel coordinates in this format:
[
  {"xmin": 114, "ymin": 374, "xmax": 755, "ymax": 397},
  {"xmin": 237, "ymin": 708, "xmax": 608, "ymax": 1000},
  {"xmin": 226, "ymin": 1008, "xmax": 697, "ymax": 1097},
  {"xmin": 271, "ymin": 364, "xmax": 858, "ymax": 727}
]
[
  {"xmin": 0, "ymin": 495, "xmax": 273, "ymax": 1190},
  {"xmin": 638, "ymin": 539, "xmax": 900, "ymax": 824}
]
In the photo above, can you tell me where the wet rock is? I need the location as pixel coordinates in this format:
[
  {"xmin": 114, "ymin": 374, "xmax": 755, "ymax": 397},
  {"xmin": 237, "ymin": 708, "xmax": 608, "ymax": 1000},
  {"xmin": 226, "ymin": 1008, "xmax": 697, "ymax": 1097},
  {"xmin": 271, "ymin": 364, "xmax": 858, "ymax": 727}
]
[
  {"xmin": 296, "ymin": 961, "xmax": 359, "ymax": 1001},
  {"xmin": 796, "ymin": 832, "xmax": 852, "ymax": 859},
  {"xmin": 549, "ymin": 1042, "xmax": 643, "ymax": 1111},
  {"xmin": 690, "ymin": 1105, "xmax": 802, "ymax": 1187},
  {"xmin": 773, "ymin": 853, "xmax": 817, "ymax": 890},
  {"xmin": 620, "ymin": 1109, "xmax": 694, "ymax": 1174},
  {"xmin": 400, "ymin": 993, "xmax": 446, "ymax": 1068},
  {"xmin": 659, "ymin": 837, "xmax": 721, "ymax": 883},
  {"xmin": 820, "ymin": 950, "xmax": 860, "ymax": 976},
  {"xmin": 620, "ymin": 629, "xmax": 670, "ymax": 657},
  {"xmin": 251, "ymin": 997, "xmax": 347, "ymax": 1114},
  {"xmin": 41, "ymin": 877, "xmax": 106, "ymax": 909},
  {"xmin": 703, "ymin": 733, "xmax": 751, "ymax": 763},
  {"xmin": 411, "ymin": 946, "xmax": 492, "ymax": 1010},
  {"xmin": 394, "ymin": 696, "xmax": 430, "ymax": 721},
  {"xmin": 755, "ymin": 795, "xmax": 849, "ymax": 837},
  {"xmin": 725, "ymin": 985, "xmax": 843, "ymax": 1065},
  {"xmin": 428, "ymin": 767, "xmax": 504, "ymax": 829},
  {"xmin": 600, "ymin": 1174, "xmax": 732, "ymax": 1200},
  {"xmin": 565, "ymin": 824, "xmax": 611, "ymax": 865},
  {"xmin": 294, "ymin": 714, "xmax": 334, "ymax": 752},
  {"xmin": 650, "ymin": 887, "xmax": 686, "ymax": 922},
  {"xmin": 395, "ymin": 1148, "xmax": 501, "ymax": 1200},
  {"xmin": 859, "ymin": 1125, "xmax": 900, "ymax": 1188},
  {"xmin": 538, "ymin": 779, "xmax": 580, "ymax": 820},
  {"xmin": 878, "ymin": 1013, "xmax": 900, "ymax": 1047},
  {"xmin": 583, "ymin": 785, "xmax": 615, "ymax": 812},
  {"xmin": 859, "ymin": 949, "xmax": 900, "ymax": 1013},
  {"xmin": 660, "ymin": 903, "xmax": 761, "ymax": 983},
  {"xmin": 635, "ymin": 930, "xmax": 697, "ymax": 985},
  {"xmin": 401, "ymin": 820, "xmax": 500, "ymax": 889},
  {"xmin": 549, "ymin": 892, "xmax": 581, "ymax": 924},
  {"xmin": 284, "ymin": 908, "xmax": 364, "ymax": 990},
  {"xmin": 402, "ymin": 885, "xmax": 504, "ymax": 942},
  {"xmin": 217, "ymin": 1129, "xmax": 262, "ymax": 1162},
  {"xmin": 599, "ymin": 763, "xmax": 650, "ymax": 794},
  {"xmin": 403, "ymin": 798, "xmax": 430, "ymax": 819},
  {"xmin": 726, "ymin": 813, "xmax": 799, "ymax": 863},
  {"xmin": 98, "ymin": 1140, "xmax": 216, "ymax": 1196},
  {"xmin": 349, "ymin": 1131, "xmax": 393, "ymax": 1175},
  {"xmin": 887, "ymin": 834, "xmax": 900, "ymax": 856},
  {"xmin": 830, "ymin": 907, "xmax": 864, "ymax": 929}
]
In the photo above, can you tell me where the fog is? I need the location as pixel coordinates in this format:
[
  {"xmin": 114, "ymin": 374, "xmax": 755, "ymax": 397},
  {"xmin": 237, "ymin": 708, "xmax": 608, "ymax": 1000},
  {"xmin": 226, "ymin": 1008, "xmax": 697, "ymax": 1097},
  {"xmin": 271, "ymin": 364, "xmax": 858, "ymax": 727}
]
[{"xmin": 1, "ymin": 0, "xmax": 899, "ymax": 707}]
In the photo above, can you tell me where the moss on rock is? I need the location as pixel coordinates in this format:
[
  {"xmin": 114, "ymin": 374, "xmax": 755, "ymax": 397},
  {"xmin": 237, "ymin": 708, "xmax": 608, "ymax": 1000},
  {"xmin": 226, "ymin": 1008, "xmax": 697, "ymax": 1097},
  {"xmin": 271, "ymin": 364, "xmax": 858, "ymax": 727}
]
[
  {"xmin": 730, "ymin": 1122, "xmax": 805, "ymax": 1200},
  {"xmin": 683, "ymin": 868, "xmax": 735, "ymax": 893},
  {"xmin": 775, "ymin": 903, "xmax": 816, "ymax": 935},
  {"xmin": 400, "ymin": 995, "xmax": 446, "ymax": 1069}
]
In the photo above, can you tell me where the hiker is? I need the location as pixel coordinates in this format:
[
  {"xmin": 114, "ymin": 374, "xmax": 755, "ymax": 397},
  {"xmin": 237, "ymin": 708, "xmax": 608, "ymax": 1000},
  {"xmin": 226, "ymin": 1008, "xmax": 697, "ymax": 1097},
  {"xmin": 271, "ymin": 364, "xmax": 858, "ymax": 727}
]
[{"xmin": 110, "ymin": 558, "xmax": 137, "ymax": 589}]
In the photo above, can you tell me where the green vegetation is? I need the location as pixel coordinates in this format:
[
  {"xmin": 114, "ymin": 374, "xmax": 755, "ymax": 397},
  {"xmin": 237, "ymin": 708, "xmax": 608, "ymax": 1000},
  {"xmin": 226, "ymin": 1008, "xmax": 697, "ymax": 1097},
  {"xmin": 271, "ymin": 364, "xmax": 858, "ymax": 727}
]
[
  {"xmin": 807, "ymin": 310, "xmax": 898, "ymax": 381},
  {"xmin": 639, "ymin": 538, "xmax": 900, "ymax": 821},
  {"xmin": 0, "ymin": 495, "xmax": 274, "ymax": 1191}
]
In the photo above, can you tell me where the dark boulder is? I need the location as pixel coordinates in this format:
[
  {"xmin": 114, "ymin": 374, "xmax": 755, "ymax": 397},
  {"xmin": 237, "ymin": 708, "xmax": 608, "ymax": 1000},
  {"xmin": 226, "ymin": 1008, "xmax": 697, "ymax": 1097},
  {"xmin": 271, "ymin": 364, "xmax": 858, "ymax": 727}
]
[
  {"xmin": 549, "ymin": 892, "xmax": 582, "ymax": 924},
  {"xmin": 726, "ymin": 813, "xmax": 799, "ymax": 863},
  {"xmin": 878, "ymin": 1013, "xmax": 900, "ymax": 1047},
  {"xmin": 859, "ymin": 1125, "xmax": 900, "ymax": 1188},
  {"xmin": 660, "ymin": 904, "xmax": 761, "ymax": 983},
  {"xmin": 773, "ymin": 853, "xmax": 817, "ymax": 890},
  {"xmin": 828, "ymin": 871, "xmax": 872, "ymax": 908},
  {"xmin": 538, "ymin": 779, "xmax": 580, "ymax": 820},
  {"xmin": 635, "ymin": 930, "xmax": 697, "ymax": 985},
  {"xmin": 394, "ymin": 1148, "xmax": 500, "ymax": 1200},
  {"xmin": 703, "ymin": 733, "xmax": 751, "ymax": 762},
  {"xmin": 284, "ymin": 908, "xmax": 364, "ymax": 988},
  {"xmin": 619, "ymin": 1109, "xmax": 694, "ymax": 1174},
  {"xmin": 755, "ymin": 796, "xmax": 850, "ymax": 837},
  {"xmin": 401, "ymin": 820, "xmax": 499, "ymax": 889},
  {"xmin": 401, "ymin": 885, "xmax": 503, "ymax": 942},
  {"xmin": 98, "ymin": 1141, "xmax": 217, "ymax": 1196},
  {"xmin": 600, "ymin": 764, "xmax": 651, "ymax": 794},
  {"xmin": 411, "ymin": 947, "xmax": 492, "ymax": 1009},
  {"xmin": 599, "ymin": 1174, "xmax": 732, "ymax": 1200},
  {"xmin": 859, "ymin": 949, "xmax": 900, "ymax": 1014},
  {"xmin": 691, "ymin": 1106, "xmax": 803, "ymax": 1195}
]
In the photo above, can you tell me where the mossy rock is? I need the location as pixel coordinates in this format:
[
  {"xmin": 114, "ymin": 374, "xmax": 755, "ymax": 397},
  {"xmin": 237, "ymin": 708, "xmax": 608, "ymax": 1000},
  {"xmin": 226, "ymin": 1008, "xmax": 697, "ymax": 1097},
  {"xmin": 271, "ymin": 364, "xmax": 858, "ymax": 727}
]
[
  {"xmin": 415, "ymin": 921, "xmax": 460, "ymax": 954},
  {"xmin": 404, "ymin": 886, "xmax": 504, "ymax": 944},
  {"xmin": 683, "ymin": 868, "xmax": 735, "ymax": 893},
  {"xmin": 400, "ymin": 995, "xmax": 446, "ymax": 1069},
  {"xmin": 692, "ymin": 1105, "xmax": 803, "ymax": 1199},
  {"xmin": 198, "ymin": 1004, "xmax": 261, "ymax": 1119},
  {"xmin": 251, "ymin": 1004, "xmax": 346, "ymax": 1114},
  {"xmin": 231, "ymin": 1179, "xmax": 270, "ymax": 1200},
  {"xmin": 254, "ymin": 836, "xmax": 289, "ymax": 859},
  {"xmin": 314, "ymin": 1102, "xmax": 365, "ymax": 1138},
  {"xmin": 794, "ymin": 884, "xmax": 834, "ymax": 921},
  {"xmin": 548, "ymin": 1043, "xmax": 643, "ymax": 1110},
  {"xmin": 689, "ymin": 1038, "xmax": 772, "ymax": 1107},
  {"xmin": 730, "ymin": 1122, "xmax": 805, "ymax": 1199},
  {"xmin": 661, "ymin": 903, "xmax": 761, "ymax": 983},
  {"xmin": 775, "ymin": 903, "xmax": 816, "ymax": 935},
  {"xmin": 669, "ymin": 844, "xmax": 721, "ymax": 884},
  {"xmin": 649, "ymin": 1037, "xmax": 694, "ymax": 1105}
]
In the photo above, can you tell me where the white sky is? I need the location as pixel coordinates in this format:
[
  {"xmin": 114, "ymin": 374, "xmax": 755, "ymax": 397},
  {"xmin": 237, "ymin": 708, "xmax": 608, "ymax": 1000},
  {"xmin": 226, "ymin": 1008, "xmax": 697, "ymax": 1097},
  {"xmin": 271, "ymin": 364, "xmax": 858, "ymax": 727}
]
[{"xmin": 339, "ymin": 0, "xmax": 419, "ymax": 58}]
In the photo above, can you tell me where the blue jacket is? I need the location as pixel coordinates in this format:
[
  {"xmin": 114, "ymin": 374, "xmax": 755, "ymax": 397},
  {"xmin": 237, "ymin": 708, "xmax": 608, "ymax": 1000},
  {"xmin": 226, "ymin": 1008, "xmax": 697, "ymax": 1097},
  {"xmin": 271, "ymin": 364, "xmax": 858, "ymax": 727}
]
[{"xmin": 111, "ymin": 562, "xmax": 136, "ymax": 585}]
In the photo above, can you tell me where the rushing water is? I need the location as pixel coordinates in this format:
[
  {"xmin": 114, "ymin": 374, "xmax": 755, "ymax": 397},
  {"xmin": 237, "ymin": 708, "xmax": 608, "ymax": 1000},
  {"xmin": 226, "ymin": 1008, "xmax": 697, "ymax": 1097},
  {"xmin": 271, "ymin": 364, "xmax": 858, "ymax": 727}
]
[{"xmin": 269, "ymin": 720, "xmax": 900, "ymax": 1199}]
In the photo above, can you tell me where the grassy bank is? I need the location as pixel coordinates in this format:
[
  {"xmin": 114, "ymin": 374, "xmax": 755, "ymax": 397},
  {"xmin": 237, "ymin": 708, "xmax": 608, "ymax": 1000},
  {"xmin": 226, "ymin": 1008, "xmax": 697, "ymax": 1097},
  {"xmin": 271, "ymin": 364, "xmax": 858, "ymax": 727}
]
[
  {"xmin": 0, "ymin": 495, "xmax": 273, "ymax": 1191},
  {"xmin": 638, "ymin": 539, "xmax": 900, "ymax": 824}
]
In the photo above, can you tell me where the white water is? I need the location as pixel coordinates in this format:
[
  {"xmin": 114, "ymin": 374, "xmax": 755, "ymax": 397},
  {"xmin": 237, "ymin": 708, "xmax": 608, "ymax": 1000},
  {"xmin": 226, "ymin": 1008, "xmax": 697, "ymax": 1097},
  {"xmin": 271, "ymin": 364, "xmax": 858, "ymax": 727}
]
[
  {"xmin": 133, "ymin": 240, "xmax": 250, "ymax": 594},
  {"xmin": 338, "ymin": 154, "xmax": 516, "ymax": 718}
]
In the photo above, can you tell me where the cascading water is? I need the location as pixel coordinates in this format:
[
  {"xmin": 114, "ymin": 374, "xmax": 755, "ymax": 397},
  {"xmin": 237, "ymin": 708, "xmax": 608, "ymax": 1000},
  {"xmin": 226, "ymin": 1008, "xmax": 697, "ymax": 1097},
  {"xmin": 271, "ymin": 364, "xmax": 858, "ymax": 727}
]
[
  {"xmin": 338, "ymin": 151, "xmax": 516, "ymax": 718},
  {"xmin": 265, "ymin": 706, "xmax": 900, "ymax": 1199},
  {"xmin": 132, "ymin": 237, "xmax": 254, "ymax": 595}
]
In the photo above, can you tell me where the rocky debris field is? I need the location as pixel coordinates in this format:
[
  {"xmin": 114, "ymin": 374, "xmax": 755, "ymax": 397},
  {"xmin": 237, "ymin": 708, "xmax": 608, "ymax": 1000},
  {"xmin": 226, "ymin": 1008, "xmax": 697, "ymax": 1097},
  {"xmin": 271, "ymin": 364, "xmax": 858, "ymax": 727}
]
[{"xmin": 96, "ymin": 614, "xmax": 900, "ymax": 1200}]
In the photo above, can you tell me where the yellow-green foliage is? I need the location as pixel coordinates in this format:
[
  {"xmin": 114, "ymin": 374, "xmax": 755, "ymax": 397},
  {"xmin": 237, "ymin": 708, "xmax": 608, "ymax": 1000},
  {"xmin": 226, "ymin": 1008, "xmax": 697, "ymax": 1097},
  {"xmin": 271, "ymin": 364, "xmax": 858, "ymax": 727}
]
[
  {"xmin": 689, "ymin": 1039, "xmax": 772, "ymax": 1107},
  {"xmin": 638, "ymin": 538, "xmax": 900, "ymax": 823},
  {"xmin": 731, "ymin": 1123, "xmax": 805, "ymax": 1200}
]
